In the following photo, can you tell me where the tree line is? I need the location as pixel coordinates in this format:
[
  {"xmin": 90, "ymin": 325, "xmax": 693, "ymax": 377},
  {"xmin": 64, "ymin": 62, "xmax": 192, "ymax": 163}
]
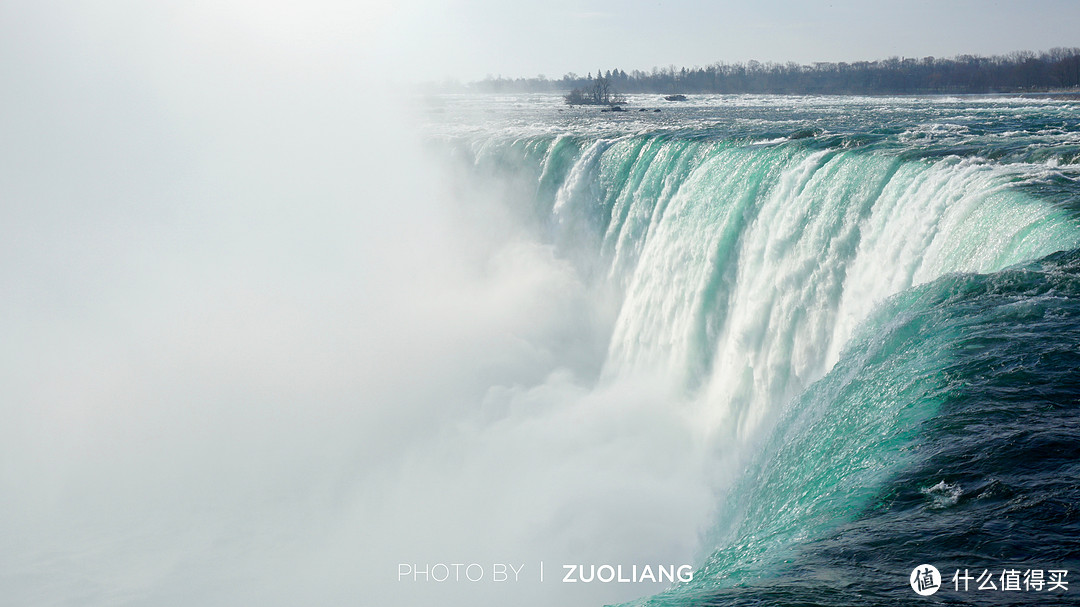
[{"xmin": 473, "ymin": 48, "xmax": 1080, "ymax": 95}]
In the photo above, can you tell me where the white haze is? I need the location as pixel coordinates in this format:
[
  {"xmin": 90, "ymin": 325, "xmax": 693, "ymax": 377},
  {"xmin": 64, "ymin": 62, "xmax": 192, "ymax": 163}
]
[{"xmin": 0, "ymin": 3, "xmax": 715, "ymax": 606}]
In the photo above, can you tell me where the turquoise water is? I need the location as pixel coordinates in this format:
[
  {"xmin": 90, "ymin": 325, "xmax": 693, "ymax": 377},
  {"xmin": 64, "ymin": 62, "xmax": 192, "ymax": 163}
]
[{"xmin": 428, "ymin": 94, "xmax": 1080, "ymax": 605}]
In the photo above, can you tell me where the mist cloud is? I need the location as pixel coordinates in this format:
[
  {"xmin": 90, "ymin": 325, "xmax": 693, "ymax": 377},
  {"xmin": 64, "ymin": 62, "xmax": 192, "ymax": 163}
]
[{"xmin": 0, "ymin": 3, "xmax": 717, "ymax": 607}]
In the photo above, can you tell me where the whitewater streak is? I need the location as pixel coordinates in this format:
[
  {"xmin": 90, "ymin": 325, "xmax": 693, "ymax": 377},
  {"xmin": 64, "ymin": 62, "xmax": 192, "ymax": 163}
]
[{"xmin": 464, "ymin": 131, "xmax": 1078, "ymax": 436}]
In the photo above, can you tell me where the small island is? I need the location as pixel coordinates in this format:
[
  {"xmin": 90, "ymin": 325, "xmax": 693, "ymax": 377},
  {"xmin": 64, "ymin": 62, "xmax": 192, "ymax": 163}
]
[{"xmin": 564, "ymin": 73, "xmax": 628, "ymax": 106}]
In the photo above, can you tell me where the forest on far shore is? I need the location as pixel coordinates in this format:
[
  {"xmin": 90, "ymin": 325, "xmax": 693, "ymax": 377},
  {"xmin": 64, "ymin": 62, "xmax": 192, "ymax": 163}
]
[{"xmin": 469, "ymin": 48, "xmax": 1080, "ymax": 96}]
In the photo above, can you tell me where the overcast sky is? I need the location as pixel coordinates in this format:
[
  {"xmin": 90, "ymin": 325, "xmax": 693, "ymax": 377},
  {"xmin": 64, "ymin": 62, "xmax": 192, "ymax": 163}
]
[
  {"xmin": 2, "ymin": 1, "xmax": 1077, "ymax": 85},
  {"xmin": 373, "ymin": 0, "xmax": 1080, "ymax": 81}
]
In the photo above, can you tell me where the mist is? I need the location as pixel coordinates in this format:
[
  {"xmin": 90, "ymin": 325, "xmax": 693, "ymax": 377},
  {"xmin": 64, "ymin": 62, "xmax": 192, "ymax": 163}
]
[{"xmin": 0, "ymin": 3, "xmax": 716, "ymax": 606}]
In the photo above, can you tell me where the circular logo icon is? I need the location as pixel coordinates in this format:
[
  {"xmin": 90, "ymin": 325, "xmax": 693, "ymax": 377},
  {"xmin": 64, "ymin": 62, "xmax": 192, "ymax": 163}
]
[{"xmin": 910, "ymin": 564, "xmax": 941, "ymax": 596}]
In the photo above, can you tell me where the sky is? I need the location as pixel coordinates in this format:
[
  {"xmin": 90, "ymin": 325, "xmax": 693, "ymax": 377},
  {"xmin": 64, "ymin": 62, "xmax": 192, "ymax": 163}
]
[
  {"xmin": 374, "ymin": 0, "xmax": 1080, "ymax": 81},
  {"xmin": 3, "ymin": 1, "xmax": 1077, "ymax": 84}
]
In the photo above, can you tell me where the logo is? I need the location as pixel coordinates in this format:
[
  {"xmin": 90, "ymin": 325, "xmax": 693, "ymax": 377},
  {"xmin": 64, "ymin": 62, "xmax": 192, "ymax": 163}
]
[{"xmin": 911, "ymin": 564, "xmax": 941, "ymax": 596}]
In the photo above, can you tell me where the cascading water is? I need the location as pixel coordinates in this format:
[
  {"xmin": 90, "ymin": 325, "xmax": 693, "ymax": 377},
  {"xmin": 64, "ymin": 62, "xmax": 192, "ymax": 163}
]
[{"xmin": 433, "ymin": 93, "xmax": 1080, "ymax": 605}]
